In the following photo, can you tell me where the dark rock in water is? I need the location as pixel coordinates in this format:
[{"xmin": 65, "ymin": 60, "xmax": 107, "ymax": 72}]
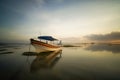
[
  {"xmin": 13, "ymin": 47, "xmax": 21, "ymax": 49},
  {"xmin": 0, "ymin": 52, "xmax": 13, "ymax": 54},
  {"xmin": 22, "ymin": 52, "xmax": 38, "ymax": 56},
  {"xmin": 22, "ymin": 51, "xmax": 54, "ymax": 56},
  {"xmin": 63, "ymin": 44, "xmax": 81, "ymax": 47},
  {"xmin": 0, "ymin": 49, "xmax": 7, "ymax": 51}
]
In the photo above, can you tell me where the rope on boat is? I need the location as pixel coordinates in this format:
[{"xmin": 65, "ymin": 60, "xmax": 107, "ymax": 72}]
[{"xmin": 29, "ymin": 43, "xmax": 31, "ymax": 52}]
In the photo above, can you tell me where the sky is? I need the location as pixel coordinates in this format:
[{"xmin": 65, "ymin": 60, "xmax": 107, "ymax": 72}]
[{"xmin": 0, "ymin": 0, "xmax": 120, "ymax": 43}]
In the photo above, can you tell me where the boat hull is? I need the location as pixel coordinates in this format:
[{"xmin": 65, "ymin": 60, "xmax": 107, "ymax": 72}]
[{"xmin": 30, "ymin": 39, "xmax": 61, "ymax": 53}]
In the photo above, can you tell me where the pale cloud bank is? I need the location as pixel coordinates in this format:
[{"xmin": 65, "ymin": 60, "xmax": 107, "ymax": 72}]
[{"xmin": 84, "ymin": 32, "xmax": 120, "ymax": 42}]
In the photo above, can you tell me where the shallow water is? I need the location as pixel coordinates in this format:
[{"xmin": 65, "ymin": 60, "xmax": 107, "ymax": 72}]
[{"xmin": 0, "ymin": 43, "xmax": 120, "ymax": 80}]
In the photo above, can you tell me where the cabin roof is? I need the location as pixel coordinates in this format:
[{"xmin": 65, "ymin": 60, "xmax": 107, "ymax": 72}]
[{"xmin": 38, "ymin": 36, "xmax": 58, "ymax": 41}]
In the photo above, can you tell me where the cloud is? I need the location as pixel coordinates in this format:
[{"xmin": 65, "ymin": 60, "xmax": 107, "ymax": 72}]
[
  {"xmin": 1, "ymin": 0, "xmax": 120, "ymax": 42},
  {"xmin": 84, "ymin": 32, "xmax": 120, "ymax": 41}
]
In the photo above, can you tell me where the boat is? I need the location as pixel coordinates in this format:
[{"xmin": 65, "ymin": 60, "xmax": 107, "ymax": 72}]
[{"xmin": 30, "ymin": 36, "xmax": 62, "ymax": 53}]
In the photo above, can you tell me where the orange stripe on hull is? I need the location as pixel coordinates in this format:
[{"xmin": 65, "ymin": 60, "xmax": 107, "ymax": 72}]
[{"xmin": 30, "ymin": 39, "xmax": 60, "ymax": 48}]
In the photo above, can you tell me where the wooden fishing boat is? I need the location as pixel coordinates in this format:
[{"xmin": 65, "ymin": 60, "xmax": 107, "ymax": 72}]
[{"xmin": 30, "ymin": 36, "xmax": 62, "ymax": 53}]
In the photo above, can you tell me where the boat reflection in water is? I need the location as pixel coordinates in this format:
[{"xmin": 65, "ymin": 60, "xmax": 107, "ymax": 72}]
[
  {"xmin": 30, "ymin": 50, "xmax": 62, "ymax": 72},
  {"xmin": 85, "ymin": 44, "xmax": 120, "ymax": 53}
]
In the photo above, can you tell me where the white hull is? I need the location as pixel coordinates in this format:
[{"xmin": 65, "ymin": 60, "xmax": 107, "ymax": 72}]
[{"xmin": 32, "ymin": 44, "xmax": 61, "ymax": 53}]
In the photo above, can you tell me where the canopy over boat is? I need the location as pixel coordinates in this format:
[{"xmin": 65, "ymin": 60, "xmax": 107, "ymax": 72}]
[{"xmin": 38, "ymin": 36, "xmax": 58, "ymax": 41}]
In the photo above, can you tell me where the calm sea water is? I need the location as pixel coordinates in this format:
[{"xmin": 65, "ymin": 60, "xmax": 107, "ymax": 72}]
[{"xmin": 0, "ymin": 43, "xmax": 120, "ymax": 80}]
